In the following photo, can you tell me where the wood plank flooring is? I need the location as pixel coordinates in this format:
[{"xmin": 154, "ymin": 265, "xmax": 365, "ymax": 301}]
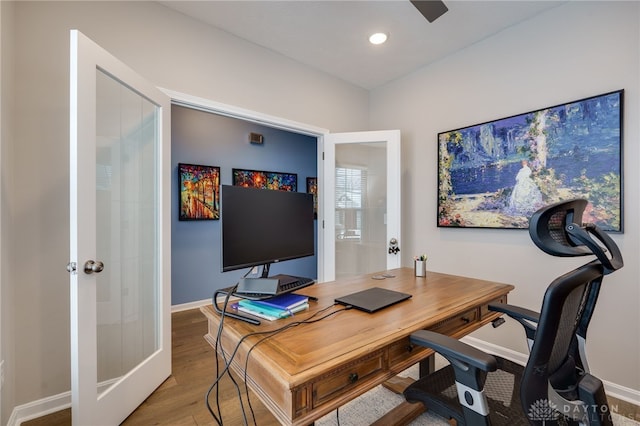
[{"xmin": 23, "ymin": 308, "xmax": 281, "ymax": 426}]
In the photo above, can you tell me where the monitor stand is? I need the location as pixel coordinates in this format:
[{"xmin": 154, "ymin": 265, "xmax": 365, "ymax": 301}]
[
  {"xmin": 212, "ymin": 263, "xmax": 278, "ymax": 325},
  {"xmin": 237, "ymin": 277, "xmax": 279, "ymax": 295}
]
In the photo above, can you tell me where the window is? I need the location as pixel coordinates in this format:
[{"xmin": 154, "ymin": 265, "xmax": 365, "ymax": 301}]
[{"xmin": 335, "ymin": 166, "xmax": 366, "ymax": 241}]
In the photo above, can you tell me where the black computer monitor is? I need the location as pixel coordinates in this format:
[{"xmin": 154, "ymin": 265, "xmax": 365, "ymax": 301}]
[{"xmin": 221, "ymin": 185, "xmax": 315, "ymax": 276}]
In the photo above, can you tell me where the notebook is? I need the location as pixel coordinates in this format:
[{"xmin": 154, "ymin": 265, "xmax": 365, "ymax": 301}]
[
  {"xmin": 239, "ymin": 293, "xmax": 308, "ymax": 311},
  {"xmin": 334, "ymin": 287, "xmax": 412, "ymax": 313}
]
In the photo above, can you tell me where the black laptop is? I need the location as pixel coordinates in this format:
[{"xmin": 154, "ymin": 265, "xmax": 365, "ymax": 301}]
[{"xmin": 335, "ymin": 287, "xmax": 412, "ymax": 313}]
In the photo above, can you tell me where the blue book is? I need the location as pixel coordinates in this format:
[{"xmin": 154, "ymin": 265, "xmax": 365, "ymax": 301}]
[
  {"xmin": 236, "ymin": 302, "xmax": 309, "ymax": 321},
  {"xmin": 241, "ymin": 293, "xmax": 309, "ymax": 311}
]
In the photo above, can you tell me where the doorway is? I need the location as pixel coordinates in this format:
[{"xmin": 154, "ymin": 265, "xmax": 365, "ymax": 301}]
[
  {"xmin": 167, "ymin": 90, "xmax": 402, "ymax": 287},
  {"xmin": 170, "ymin": 104, "xmax": 319, "ymax": 304}
]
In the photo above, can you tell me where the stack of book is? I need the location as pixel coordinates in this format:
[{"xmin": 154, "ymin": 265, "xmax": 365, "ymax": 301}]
[{"xmin": 235, "ymin": 293, "xmax": 309, "ymax": 321}]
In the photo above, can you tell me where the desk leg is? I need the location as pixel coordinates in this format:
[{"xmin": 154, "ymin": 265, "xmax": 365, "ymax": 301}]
[
  {"xmin": 376, "ymin": 356, "xmax": 435, "ymax": 425},
  {"xmin": 383, "ymin": 353, "xmax": 435, "ymax": 394},
  {"xmin": 419, "ymin": 353, "xmax": 436, "ymax": 376}
]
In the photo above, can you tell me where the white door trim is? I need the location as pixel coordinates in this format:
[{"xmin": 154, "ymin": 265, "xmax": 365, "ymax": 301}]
[{"xmin": 161, "ymin": 89, "xmax": 328, "ymax": 136}]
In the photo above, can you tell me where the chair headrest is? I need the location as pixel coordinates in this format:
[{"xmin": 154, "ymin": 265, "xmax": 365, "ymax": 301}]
[{"xmin": 529, "ymin": 199, "xmax": 623, "ymax": 273}]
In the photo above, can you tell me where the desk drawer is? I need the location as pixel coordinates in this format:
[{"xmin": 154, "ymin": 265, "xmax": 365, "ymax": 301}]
[
  {"xmin": 389, "ymin": 336, "xmax": 429, "ymax": 365},
  {"xmin": 429, "ymin": 308, "xmax": 478, "ymax": 335},
  {"xmin": 312, "ymin": 351, "xmax": 385, "ymax": 407}
]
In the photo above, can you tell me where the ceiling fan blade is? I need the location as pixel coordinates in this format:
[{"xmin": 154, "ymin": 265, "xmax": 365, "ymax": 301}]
[{"xmin": 410, "ymin": 0, "xmax": 448, "ymax": 23}]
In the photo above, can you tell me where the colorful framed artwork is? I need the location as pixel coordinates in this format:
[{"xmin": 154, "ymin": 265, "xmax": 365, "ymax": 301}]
[
  {"xmin": 307, "ymin": 177, "xmax": 318, "ymax": 219},
  {"xmin": 232, "ymin": 168, "xmax": 297, "ymax": 192},
  {"xmin": 438, "ymin": 90, "xmax": 623, "ymax": 231},
  {"xmin": 178, "ymin": 163, "xmax": 220, "ymax": 221}
]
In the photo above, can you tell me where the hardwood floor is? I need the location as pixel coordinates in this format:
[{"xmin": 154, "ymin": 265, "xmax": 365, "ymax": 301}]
[{"xmin": 23, "ymin": 308, "xmax": 281, "ymax": 426}]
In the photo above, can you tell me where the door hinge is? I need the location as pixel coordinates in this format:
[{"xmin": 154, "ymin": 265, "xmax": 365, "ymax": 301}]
[{"xmin": 322, "ymin": 152, "xmax": 325, "ymax": 161}]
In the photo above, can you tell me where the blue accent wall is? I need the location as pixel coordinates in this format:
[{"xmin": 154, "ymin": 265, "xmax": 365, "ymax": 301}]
[{"xmin": 171, "ymin": 105, "xmax": 318, "ymax": 305}]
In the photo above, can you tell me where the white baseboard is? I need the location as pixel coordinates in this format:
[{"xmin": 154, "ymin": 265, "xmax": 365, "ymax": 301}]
[
  {"xmin": 170, "ymin": 298, "xmax": 210, "ymax": 313},
  {"xmin": 461, "ymin": 336, "xmax": 529, "ymax": 365},
  {"xmin": 9, "ymin": 391, "xmax": 70, "ymax": 426},
  {"xmin": 10, "ymin": 377, "xmax": 120, "ymax": 426},
  {"xmin": 462, "ymin": 336, "xmax": 640, "ymax": 407}
]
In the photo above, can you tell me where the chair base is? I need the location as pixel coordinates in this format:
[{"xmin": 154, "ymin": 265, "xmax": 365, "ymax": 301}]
[{"xmin": 404, "ymin": 357, "xmax": 527, "ymax": 426}]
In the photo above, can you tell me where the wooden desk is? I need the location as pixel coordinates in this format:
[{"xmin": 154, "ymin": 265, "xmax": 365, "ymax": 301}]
[{"xmin": 201, "ymin": 268, "xmax": 514, "ymax": 425}]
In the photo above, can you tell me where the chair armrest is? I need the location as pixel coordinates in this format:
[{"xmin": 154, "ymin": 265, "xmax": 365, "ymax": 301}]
[
  {"xmin": 489, "ymin": 303, "xmax": 539, "ymax": 342},
  {"xmin": 489, "ymin": 303, "xmax": 540, "ymax": 322},
  {"xmin": 410, "ymin": 330, "xmax": 497, "ymax": 373}
]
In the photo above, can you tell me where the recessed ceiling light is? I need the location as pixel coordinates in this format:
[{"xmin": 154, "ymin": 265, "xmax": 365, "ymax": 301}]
[{"xmin": 369, "ymin": 32, "xmax": 388, "ymax": 45}]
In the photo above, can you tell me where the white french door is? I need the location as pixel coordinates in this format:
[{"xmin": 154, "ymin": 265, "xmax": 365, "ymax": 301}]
[
  {"xmin": 322, "ymin": 130, "xmax": 401, "ymax": 281},
  {"xmin": 69, "ymin": 30, "xmax": 171, "ymax": 425}
]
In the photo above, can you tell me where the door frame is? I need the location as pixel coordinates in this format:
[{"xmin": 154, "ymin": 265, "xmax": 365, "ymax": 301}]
[{"xmin": 162, "ymin": 89, "xmax": 331, "ymax": 282}]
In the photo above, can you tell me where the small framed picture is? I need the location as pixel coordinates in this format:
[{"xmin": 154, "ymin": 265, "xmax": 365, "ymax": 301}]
[
  {"xmin": 307, "ymin": 177, "xmax": 318, "ymax": 219},
  {"xmin": 232, "ymin": 168, "xmax": 297, "ymax": 192},
  {"xmin": 178, "ymin": 163, "xmax": 220, "ymax": 221}
]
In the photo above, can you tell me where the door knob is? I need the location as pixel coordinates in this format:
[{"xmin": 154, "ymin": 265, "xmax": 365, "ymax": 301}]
[
  {"xmin": 84, "ymin": 260, "xmax": 105, "ymax": 274},
  {"xmin": 388, "ymin": 238, "xmax": 400, "ymax": 255}
]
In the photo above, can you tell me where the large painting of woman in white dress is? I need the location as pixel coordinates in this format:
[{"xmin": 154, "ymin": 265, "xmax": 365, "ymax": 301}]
[{"xmin": 437, "ymin": 90, "xmax": 623, "ymax": 231}]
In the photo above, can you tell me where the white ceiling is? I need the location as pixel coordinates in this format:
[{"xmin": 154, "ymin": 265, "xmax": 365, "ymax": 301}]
[{"xmin": 160, "ymin": 1, "xmax": 566, "ymax": 90}]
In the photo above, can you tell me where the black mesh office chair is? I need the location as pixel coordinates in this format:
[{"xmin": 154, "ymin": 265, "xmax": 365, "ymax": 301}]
[{"xmin": 404, "ymin": 199, "xmax": 623, "ymax": 426}]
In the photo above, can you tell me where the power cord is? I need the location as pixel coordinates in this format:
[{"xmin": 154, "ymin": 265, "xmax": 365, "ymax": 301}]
[
  {"xmin": 207, "ymin": 278, "xmax": 255, "ymax": 426},
  {"xmin": 215, "ymin": 284, "xmax": 250, "ymax": 425},
  {"xmin": 205, "ymin": 284, "xmax": 236, "ymax": 425},
  {"xmin": 206, "ymin": 299, "xmax": 351, "ymax": 425},
  {"xmin": 242, "ymin": 304, "xmax": 351, "ymax": 424}
]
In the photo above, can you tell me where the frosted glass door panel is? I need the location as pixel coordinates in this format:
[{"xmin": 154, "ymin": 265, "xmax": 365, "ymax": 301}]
[
  {"xmin": 335, "ymin": 142, "xmax": 387, "ymax": 278},
  {"xmin": 95, "ymin": 70, "xmax": 159, "ymax": 394}
]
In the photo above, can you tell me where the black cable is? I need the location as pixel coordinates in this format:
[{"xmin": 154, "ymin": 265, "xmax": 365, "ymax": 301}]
[
  {"xmin": 205, "ymin": 276, "xmax": 352, "ymax": 425},
  {"xmin": 205, "ymin": 268, "xmax": 262, "ymax": 425},
  {"xmin": 208, "ymin": 303, "xmax": 350, "ymax": 425},
  {"xmin": 205, "ymin": 324, "xmax": 282, "ymax": 425},
  {"xmin": 205, "ymin": 285, "xmax": 235, "ymax": 425},
  {"xmin": 206, "ymin": 281, "xmax": 250, "ymax": 426},
  {"xmin": 242, "ymin": 304, "xmax": 351, "ymax": 424},
  {"xmin": 214, "ymin": 288, "xmax": 234, "ymax": 422},
  {"xmin": 216, "ymin": 284, "xmax": 250, "ymax": 425}
]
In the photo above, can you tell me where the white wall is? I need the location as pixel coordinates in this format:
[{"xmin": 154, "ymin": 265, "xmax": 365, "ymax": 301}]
[
  {"xmin": 5, "ymin": 0, "xmax": 368, "ymax": 419},
  {"xmin": 370, "ymin": 1, "xmax": 640, "ymax": 393},
  {"xmin": 1, "ymin": 0, "xmax": 15, "ymax": 421}
]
